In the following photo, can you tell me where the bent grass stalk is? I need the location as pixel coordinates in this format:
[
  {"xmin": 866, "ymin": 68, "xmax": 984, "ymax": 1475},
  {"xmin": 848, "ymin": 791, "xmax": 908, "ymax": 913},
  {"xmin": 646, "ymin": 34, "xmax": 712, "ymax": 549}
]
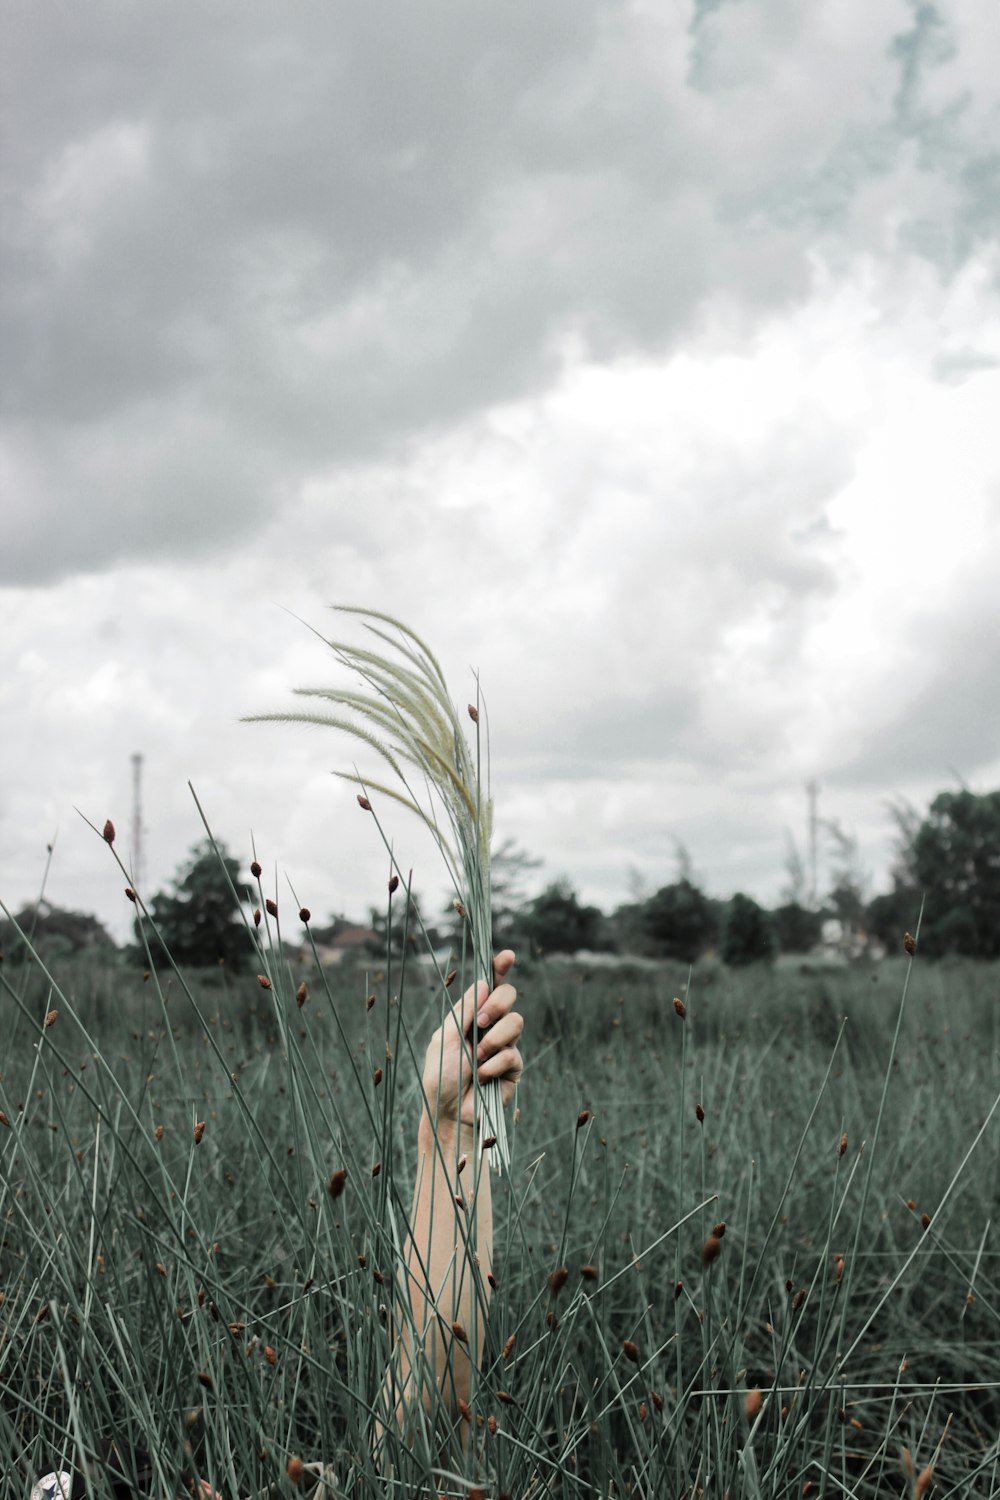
[{"xmin": 243, "ymin": 605, "xmax": 509, "ymax": 1172}]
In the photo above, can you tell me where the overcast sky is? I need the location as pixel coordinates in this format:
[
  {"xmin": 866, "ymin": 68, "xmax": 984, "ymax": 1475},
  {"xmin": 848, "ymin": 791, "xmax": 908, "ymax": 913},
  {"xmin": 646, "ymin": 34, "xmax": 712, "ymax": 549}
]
[{"xmin": 2, "ymin": 0, "xmax": 999, "ymax": 943}]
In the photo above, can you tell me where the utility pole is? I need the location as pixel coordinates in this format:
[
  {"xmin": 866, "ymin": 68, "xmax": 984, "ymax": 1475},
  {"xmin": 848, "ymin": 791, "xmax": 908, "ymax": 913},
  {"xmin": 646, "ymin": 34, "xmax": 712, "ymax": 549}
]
[
  {"xmin": 131, "ymin": 752, "xmax": 144, "ymax": 894},
  {"xmin": 806, "ymin": 779, "xmax": 819, "ymax": 910}
]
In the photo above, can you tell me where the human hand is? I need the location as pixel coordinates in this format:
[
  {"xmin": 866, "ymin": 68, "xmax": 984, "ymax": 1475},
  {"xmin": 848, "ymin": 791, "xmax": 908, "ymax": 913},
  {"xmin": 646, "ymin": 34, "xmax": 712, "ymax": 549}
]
[{"xmin": 420, "ymin": 949, "xmax": 523, "ymax": 1139}]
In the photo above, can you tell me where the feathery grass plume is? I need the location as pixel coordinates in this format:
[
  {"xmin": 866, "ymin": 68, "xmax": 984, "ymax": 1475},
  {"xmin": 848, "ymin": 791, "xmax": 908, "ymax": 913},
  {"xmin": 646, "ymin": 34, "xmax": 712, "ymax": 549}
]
[{"xmin": 243, "ymin": 605, "xmax": 509, "ymax": 1168}]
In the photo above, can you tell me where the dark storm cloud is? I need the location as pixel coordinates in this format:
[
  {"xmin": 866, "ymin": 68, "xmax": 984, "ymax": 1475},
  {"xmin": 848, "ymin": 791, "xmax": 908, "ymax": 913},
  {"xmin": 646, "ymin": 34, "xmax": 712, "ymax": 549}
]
[{"xmin": 3, "ymin": 0, "xmax": 996, "ymax": 583}]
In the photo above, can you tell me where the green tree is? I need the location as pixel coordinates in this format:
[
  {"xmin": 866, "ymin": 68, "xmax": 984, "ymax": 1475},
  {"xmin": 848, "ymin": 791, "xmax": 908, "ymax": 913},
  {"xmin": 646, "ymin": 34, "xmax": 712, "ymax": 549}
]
[
  {"xmin": 771, "ymin": 901, "xmax": 822, "ymax": 954},
  {"xmin": 641, "ymin": 879, "xmax": 719, "ymax": 963},
  {"xmin": 722, "ymin": 893, "xmax": 776, "ymax": 966},
  {"xmin": 911, "ymin": 789, "xmax": 1000, "ymax": 958},
  {"xmin": 142, "ymin": 840, "xmax": 250, "ymax": 971},
  {"xmin": 523, "ymin": 879, "xmax": 603, "ymax": 956},
  {"xmin": 0, "ymin": 902, "xmax": 116, "ymax": 962}
]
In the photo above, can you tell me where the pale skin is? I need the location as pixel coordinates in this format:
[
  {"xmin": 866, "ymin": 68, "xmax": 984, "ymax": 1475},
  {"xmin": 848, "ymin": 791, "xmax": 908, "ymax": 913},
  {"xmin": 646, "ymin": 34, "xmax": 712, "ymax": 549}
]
[{"xmin": 387, "ymin": 949, "xmax": 523, "ymax": 1432}]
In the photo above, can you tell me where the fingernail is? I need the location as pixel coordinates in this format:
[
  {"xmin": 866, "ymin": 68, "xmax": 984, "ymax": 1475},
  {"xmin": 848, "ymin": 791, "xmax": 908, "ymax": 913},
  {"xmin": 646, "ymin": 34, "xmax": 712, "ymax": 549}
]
[{"xmin": 476, "ymin": 1010, "xmax": 489, "ymax": 1028}]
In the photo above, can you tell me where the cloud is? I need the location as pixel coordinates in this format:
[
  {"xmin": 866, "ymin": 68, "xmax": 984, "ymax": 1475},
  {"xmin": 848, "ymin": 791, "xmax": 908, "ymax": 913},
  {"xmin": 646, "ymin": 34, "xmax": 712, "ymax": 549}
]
[{"xmin": 3, "ymin": 1, "xmax": 998, "ymax": 584}]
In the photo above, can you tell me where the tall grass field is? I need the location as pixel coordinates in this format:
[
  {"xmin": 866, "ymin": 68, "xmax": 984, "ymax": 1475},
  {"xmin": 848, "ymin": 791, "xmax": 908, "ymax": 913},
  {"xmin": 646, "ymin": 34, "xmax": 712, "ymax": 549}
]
[{"xmin": 2, "ymin": 838, "xmax": 997, "ymax": 1497}]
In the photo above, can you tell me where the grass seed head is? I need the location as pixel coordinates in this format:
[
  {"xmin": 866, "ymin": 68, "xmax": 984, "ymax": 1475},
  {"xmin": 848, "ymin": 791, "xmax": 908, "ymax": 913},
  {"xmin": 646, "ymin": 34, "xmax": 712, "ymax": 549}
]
[
  {"xmin": 444, "ymin": 968, "xmax": 458, "ymax": 987},
  {"xmin": 745, "ymin": 1388, "xmax": 763, "ymax": 1420},
  {"xmin": 904, "ymin": 931, "xmax": 916, "ymax": 955},
  {"xmin": 712, "ymin": 1222, "xmax": 726, "ymax": 1238},
  {"xmin": 366, "ymin": 993, "xmax": 376, "ymax": 1010},
  {"xmin": 264, "ymin": 1345, "xmax": 277, "ymax": 1366},
  {"xmin": 298, "ymin": 906, "xmax": 310, "ymax": 922},
  {"xmin": 287, "ymin": 1456, "xmax": 304, "ymax": 1485},
  {"xmin": 576, "ymin": 1109, "xmax": 590, "ymax": 1130},
  {"xmin": 125, "ymin": 887, "xmax": 137, "ymax": 903},
  {"xmin": 915, "ymin": 1464, "xmax": 934, "ymax": 1497},
  {"xmin": 792, "ymin": 1288, "xmax": 806, "ymax": 1311},
  {"xmin": 457, "ymin": 1397, "xmax": 472, "ymax": 1422},
  {"xmin": 0, "ymin": 1112, "xmax": 9, "ymax": 1128},
  {"xmin": 839, "ymin": 1132, "xmax": 848, "ymax": 1156},
  {"xmin": 906, "ymin": 1199, "xmax": 917, "ymax": 1211},
  {"xmin": 651, "ymin": 1389, "xmax": 663, "ymax": 1411},
  {"xmin": 357, "ymin": 793, "xmax": 372, "ymax": 811},
  {"xmin": 580, "ymin": 1264, "xmax": 598, "ymax": 1281},
  {"xmin": 702, "ymin": 1235, "xmax": 722, "ymax": 1265},
  {"xmin": 388, "ymin": 873, "xmax": 399, "ymax": 894},
  {"xmin": 265, "ymin": 898, "xmax": 278, "ymax": 917},
  {"xmin": 256, "ymin": 974, "xmax": 271, "ymax": 990},
  {"xmin": 695, "ymin": 1104, "xmax": 705, "ymax": 1124},
  {"xmin": 103, "ymin": 819, "xmax": 115, "ymax": 844},
  {"xmin": 501, "ymin": 1333, "xmax": 516, "ymax": 1359},
  {"xmin": 548, "ymin": 1266, "xmax": 569, "ymax": 1297},
  {"xmin": 250, "ymin": 860, "xmax": 262, "ymax": 878},
  {"xmin": 44, "ymin": 1009, "xmax": 58, "ymax": 1028},
  {"xmin": 488, "ymin": 1272, "xmax": 498, "ymax": 1290},
  {"xmin": 193, "ymin": 1121, "xmax": 205, "ymax": 1144},
  {"xmin": 253, "ymin": 908, "xmax": 261, "ymax": 927},
  {"xmin": 452, "ymin": 1321, "xmax": 469, "ymax": 1344},
  {"xmin": 373, "ymin": 1067, "xmax": 383, "ymax": 1086},
  {"xmin": 487, "ymin": 1415, "xmax": 497, "ymax": 1435},
  {"xmin": 296, "ymin": 982, "xmax": 308, "ymax": 1007},
  {"xmin": 196, "ymin": 1370, "xmax": 212, "ymax": 1390},
  {"xmin": 371, "ymin": 1161, "xmax": 381, "ymax": 1178},
  {"xmin": 622, "ymin": 1339, "xmax": 639, "ymax": 1363},
  {"xmin": 328, "ymin": 1168, "xmax": 347, "ymax": 1198},
  {"xmin": 674, "ymin": 1280, "xmax": 683, "ymax": 1299},
  {"xmin": 483, "ymin": 1134, "xmax": 497, "ymax": 1149},
  {"xmin": 673, "ymin": 998, "xmax": 686, "ymax": 1019},
  {"xmin": 921, "ymin": 1211, "xmax": 931, "ymax": 1230},
  {"xmin": 467, "ymin": 703, "xmax": 479, "ymax": 722}
]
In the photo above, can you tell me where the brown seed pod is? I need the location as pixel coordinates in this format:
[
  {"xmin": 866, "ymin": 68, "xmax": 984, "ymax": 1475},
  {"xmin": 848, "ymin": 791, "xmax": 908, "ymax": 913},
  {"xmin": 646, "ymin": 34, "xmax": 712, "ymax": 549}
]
[
  {"xmin": 906, "ymin": 1199, "xmax": 917, "ymax": 1211},
  {"xmin": 250, "ymin": 860, "xmax": 262, "ymax": 878},
  {"xmin": 44, "ymin": 1010, "xmax": 58, "ymax": 1028},
  {"xmin": 496, "ymin": 1389, "xmax": 513, "ymax": 1404},
  {"xmin": 915, "ymin": 1465, "xmax": 934, "ymax": 1498},
  {"xmin": 256, "ymin": 974, "xmax": 271, "ymax": 990},
  {"xmin": 622, "ymin": 1339, "xmax": 639, "ymax": 1363},
  {"xmin": 366, "ymin": 993, "xmax": 376, "ymax": 1010},
  {"xmin": 501, "ymin": 1333, "xmax": 516, "ymax": 1359},
  {"xmin": 193, "ymin": 1121, "xmax": 205, "ymax": 1145},
  {"xmin": 253, "ymin": 908, "xmax": 261, "ymax": 927},
  {"xmin": 921, "ymin": 1212, "xmax": 931, "ymax": 1230},
  {"xmin": 102, "ymin": 819, "xmax": 115, "ymax": 844},
  {"xmin": 701, "ymin": 1235, "xmax": 722, "ymax": 1265},
  {"xmin": 457, "ymin": 1397, "xmax": 472, "ymax": 1423},
  {"xmin": 298, "ymin": 907, "xmax": 310, "ymax": 923},
  {"xmin": 839, "ymin": 1133, "xmax": 848, "ymax": 1157},
  {"xmin": 155, "ymin": 1262, "xmax": 167, "ymax": 1278},
  {"xmin": 468, "ymin": 704, "xmax": 479, "ymax": 723},
  {"xmin": 453, "ymin": 899, "xmax": 466, "ymax": 917},
  {"xmin": 580, "ymin": 1264, "xmax": 598, "ymax": 1281},
  {"xmin": 444, "ymin": 969, "xmax": 458, "ymax": 987},
  {"xmin": 125, "ymin": 887, "xmax": 137, "ymax": 903},
  {"xmin": 388, "ymin": 874, "xmax": 399, "ymax": 894},
  {"xmin": 745, "ymin": 1387, "xmax": 763, "ymax": 1419},
  {"xmin": 287, "ymin": 1456, "xmax": 304, "ymax": 1485},
  {"xmin": 264, "ymin": 1345, "xmax": 276, "ymax": 1365},
  {"xmin": 673, "ymin": 998, "xmax": 686, "ymax": 1019},
  {"xmin": 36, "ymin": 1303, "xmax": 49, "ymax": 1323},
  {"xmin": 357, "ymin": 794, "xmax": 372, "ymax": 811},
  {"xmin": 371, "ymin": 1161, "xmax": 381, "ymax": 1178},
  {"xmin": 265, "ymin": 898, "xmax": 278, "ymax": 917},
  {"xmin": 373, "ymin": 1067, "xmax": 383, "ymax": 1086},
  {"xmin": 576, "ymin": 1109, "xmax": 590, "ymax": 1130},
  {"xmin": 674, "ymin": 1280, "xmax": 683, "ymax": 1299},
  {"xmin": 328, "ymin": 1168, "xmax": 347, "ymax": 1198},
  {"xmin": 639, "ymin": 1401, "xmax": 648, "ymax": 1422},
  {"xmin": 712, "ymin": 1222, "xmax": 726, "ymax": 1239},
  {"xmin": 548, "ymin": 1267, "xmax": 569, "ymax": 1297},
  {"xmin": 695, "ymin": 1104, "xmax": 705, "ymax": 1124},
  {"xmin": 452, "ymin": 1321, "xmax": 469, "ymax": 1344},
  {"xmin": 296, "ymin": 982, "xmax": 308, "ymax": 1008},
  {"xmin": 196, "ymin": 1370, "xmax": 212, "ymax": 1390},
  {"xmin": 650, "ymin": 1389, "xmax": 663, "ymax": 1411},
  {"xmin": 483, "ymin": 1135, "xmax": 497, "ymax": 1149},
  {"xmin": 0, "ymin": 1112, "xmax": 10, "ymax": 1128},
  {"xmin": 792, "ymin": 1289, "xmax": 806, "ymax": 1311},
  {"xmin": 487, "ymin": 1414, "xmax": 497, "ymax": 1435},
  {"xmin": 903, "ymin": 931, "xmax": 916, "ymax": 955},
  {"xmin": 833, "ymin": 1254, "xmax": 844, "ymax": 1283}
]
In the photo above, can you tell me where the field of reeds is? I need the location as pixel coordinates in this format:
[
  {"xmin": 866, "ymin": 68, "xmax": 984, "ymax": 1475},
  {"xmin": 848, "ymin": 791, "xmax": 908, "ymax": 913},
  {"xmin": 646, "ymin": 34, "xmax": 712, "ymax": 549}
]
[{"xmin": 2, "ymin": 863, "xmax": 999, "ymax": 1498}]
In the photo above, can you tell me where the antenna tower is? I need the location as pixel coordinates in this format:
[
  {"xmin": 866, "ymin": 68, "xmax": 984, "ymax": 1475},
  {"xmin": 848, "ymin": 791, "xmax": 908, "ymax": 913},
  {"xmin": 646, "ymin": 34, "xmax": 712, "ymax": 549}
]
[
  {"xmin": 806, "ymin": 779, "xmax": 819, "ymax": 909},
  {"xmin": 131, "ymin": 752, "xmax": 145, "ymax": 894}
]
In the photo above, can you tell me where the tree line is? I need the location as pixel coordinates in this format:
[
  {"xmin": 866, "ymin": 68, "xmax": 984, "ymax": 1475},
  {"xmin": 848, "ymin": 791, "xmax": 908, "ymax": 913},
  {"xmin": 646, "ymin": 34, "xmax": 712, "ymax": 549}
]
[{"xmin": 2, "ymin": 788, "xmax": 997, "ymax": 969}]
